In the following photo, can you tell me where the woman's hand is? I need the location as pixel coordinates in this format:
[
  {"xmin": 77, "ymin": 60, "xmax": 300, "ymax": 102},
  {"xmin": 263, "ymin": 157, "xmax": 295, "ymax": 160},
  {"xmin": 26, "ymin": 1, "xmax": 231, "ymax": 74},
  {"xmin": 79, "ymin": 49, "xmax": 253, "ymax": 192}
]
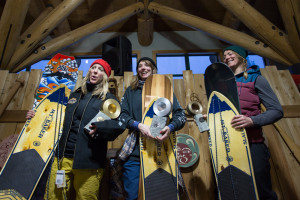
[
  {"xmin": 26, "ymin": 110, "xmax": 35, "ymax": 119},
  {"xmin": 138, "ymin": 123, "xmax": 154, "ymax": 139},
  {"xmin": 231, "ymin": 115, "xmax": 254, "ymax": 129},
  {"xmin": 156, "ymin": 126, "xmax": 171, "ymax": 142},
  {"xmin": 88, "ymin": 124, "xmax": 98, "ymax": 138}
]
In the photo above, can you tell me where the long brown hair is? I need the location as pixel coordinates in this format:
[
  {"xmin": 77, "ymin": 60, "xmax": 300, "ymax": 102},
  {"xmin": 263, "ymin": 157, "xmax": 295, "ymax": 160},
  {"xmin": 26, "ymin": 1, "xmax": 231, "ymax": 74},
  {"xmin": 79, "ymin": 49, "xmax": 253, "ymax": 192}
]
[
  {"xmin": 130, "ymin": 59, "xmax": 157, "ymax": 90},
  {"xmin": 81, "ymin": 69, "xmax": 109, "ymax": 100}
]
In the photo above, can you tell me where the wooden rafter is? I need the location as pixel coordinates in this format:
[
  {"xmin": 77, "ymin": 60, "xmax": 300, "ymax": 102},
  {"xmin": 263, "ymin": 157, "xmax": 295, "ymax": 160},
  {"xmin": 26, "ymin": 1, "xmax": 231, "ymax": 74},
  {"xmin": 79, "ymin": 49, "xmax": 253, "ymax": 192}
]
[
  {"xmin": 49, "ymin": 0, "xmax": 72, "ymax": 37},
  {"xmin": 148, "ymin": 2, "xmax": 292, "ymax": 66},
  {"xmin": 12, "ymin": 2, "xmax": 144, "ymax": 72},
  {"xmin": 137, "ymin": 0, "xmax": 153, "ymax": 46},
  {"xmin": 276, "ymin": 0, "xmax": 300, "ymax": 60},
  {"xmin": 0, "ymin": 0, "xmax": 31, "ymax": 70},
  {"xmin": 20, "ymin": 7, "xmax": 54, "ymax": 45},
  {"xmin": 216, "ymin": 0, "xmax": 299, "ymax": 65},
  {"xmin": 7, "ymin": 0, "xmax": 85, "ymax": 71}
]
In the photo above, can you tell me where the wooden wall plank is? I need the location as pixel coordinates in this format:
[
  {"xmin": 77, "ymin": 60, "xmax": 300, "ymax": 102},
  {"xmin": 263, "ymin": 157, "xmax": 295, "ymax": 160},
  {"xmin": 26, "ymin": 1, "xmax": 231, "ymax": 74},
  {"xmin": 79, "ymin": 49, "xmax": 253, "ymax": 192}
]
[
  {"xmin": 74, "ymin": 70, "xmax": 83, "ymax": 91},
  {"xmin": 115, "ymin": 75, "xmax": 124, "ymax": 101},
  {"xmin": 264, "ymin": 125, "xmax": 300, "ymax": 199},
  {"xmin": 176, "ymin": 74, "xmax": 192, "ymax": 200},
  {"xmin": 0, "ymin": 70, "xmax": 9, "ymax": 93},
  {"xmin": 194, "ymin": 74, "xmax": 207, "ymax": 113},
  {"xmin": 7, "ymin": 72, "xmax": 29, "ymax": 110},
  {"xmin": 14, "ymin": 69, "xmax": 42, "ymax": 137},
  {"xmin": 193, "ymin": 74, "xmax": 214, "ymax": 199},
  {"xmin": 260, "ymin": 66, "xmax": 300, "ymax": 199},
  {"xmin": 278, "ymin": 70, "xmax": 300, "ymax": 104},
  {"xmin": 261, "ymin": 66, "xmax": 288, "ymax": 104},
  {"xmin": 282, "ymin": 105, "xmax": 300, "ymax": 118},
  {"xmin": 174, "ymin": 79, "xmax": 185, "ymax": 109},
  {"xmin": 111, "ymin": 72, "xmax": 133, "ymax": 149},
  {"xmin": 182, "ymin": 70, "xmax": 214, "ymax": 200},
  {"xmin": 0, "ymin": 73, "xmax": 19, "ymax": 142}
]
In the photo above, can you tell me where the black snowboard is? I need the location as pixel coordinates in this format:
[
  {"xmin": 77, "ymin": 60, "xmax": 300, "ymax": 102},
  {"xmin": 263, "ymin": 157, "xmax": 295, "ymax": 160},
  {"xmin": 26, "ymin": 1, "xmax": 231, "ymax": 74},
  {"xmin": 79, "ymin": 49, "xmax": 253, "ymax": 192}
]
[{"xmin": 204, "ymin": 62, "xmax": 240, "ymax": 112}]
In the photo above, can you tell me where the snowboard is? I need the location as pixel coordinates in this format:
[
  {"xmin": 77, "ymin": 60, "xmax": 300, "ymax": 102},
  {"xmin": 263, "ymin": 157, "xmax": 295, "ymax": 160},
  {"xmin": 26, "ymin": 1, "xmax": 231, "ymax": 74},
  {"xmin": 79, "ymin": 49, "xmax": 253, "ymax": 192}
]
[
  {"xmin": 140, "ymin": 74, "xmax": 179, "ymax": 200},
  {"xmin": 204, "ymin": 63, "xmax": 259, "ymax": 200},
  {"xmin": 34, "ymin": 53, "xmax": 78, "ymax": 108},
  {"xmin": 0, "ymin": 84, "xmax": 70, "ymax": 200}
]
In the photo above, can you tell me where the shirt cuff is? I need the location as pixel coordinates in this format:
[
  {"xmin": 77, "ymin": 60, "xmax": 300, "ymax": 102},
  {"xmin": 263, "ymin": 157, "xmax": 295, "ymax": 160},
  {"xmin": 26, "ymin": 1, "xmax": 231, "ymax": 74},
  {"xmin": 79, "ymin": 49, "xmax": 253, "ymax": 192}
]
[
  {"xmin": 168, "ymin": 124, "xmax": 175, "ymax": 132},
  {"xmin": 132, "ymin": 121, "xmax": 140, "ymax": 131}
]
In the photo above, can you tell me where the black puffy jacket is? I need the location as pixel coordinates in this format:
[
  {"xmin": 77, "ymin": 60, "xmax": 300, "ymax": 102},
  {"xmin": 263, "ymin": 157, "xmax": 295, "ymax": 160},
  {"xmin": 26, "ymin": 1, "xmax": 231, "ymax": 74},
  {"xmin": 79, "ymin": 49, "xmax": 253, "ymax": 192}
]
[{"xmin": 57, "ymin": 88, "xmax": 125, "ymax": 169}]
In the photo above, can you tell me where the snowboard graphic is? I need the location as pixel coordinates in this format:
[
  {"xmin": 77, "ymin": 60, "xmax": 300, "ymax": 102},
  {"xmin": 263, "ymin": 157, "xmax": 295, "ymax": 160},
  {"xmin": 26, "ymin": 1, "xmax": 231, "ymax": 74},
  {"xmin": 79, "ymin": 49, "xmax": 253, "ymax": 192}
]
[{"xmin": 34, "ymin": 53, "xmax": 78, "ymax": 108}]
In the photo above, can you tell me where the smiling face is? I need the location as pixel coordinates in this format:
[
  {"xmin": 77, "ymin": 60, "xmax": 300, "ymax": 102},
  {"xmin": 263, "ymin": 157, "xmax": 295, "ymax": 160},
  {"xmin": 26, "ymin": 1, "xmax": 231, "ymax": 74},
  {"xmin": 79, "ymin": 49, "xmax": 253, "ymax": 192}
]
[
  {"xmin": 137, "ymin": 61, "xmax": 153, "ymax": 81},
  {"xmin": 223, "ymin": 50, "xmax": 244, "ymax": 73},
  {"xmin": 89, "ymin": 63, "xmax": 105, "ymax": 84}
]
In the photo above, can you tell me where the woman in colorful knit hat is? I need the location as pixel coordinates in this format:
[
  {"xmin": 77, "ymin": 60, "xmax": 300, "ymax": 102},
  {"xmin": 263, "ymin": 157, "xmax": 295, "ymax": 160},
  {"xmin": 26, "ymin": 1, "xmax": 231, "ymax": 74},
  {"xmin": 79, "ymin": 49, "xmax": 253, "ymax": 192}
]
[
  {"xmin": 223, "ymin": 45, "xmax": 283, "ymax": 200},
  {"xmin": 27, "ymin": 59, "xmax": 125, "ymax": 199}
]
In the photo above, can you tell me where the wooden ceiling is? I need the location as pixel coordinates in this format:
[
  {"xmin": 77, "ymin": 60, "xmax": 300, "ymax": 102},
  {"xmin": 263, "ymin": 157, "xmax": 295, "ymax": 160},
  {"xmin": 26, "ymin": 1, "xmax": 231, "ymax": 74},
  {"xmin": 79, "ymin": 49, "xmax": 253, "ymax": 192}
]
[
  {"xmin": 0, "ymin": 0, "xmax": 299, "ymax": 72},
  {"xmin": 17, "ymin": 0, "xmax": 285, "ymax": 34}
]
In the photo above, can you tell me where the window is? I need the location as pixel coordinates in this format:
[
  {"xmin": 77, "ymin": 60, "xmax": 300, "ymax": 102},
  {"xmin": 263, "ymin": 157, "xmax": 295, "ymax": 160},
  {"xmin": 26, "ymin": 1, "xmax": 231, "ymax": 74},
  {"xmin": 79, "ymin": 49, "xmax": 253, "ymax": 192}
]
[
  {"xmin": 189, "ymin": 54, "xmax": 219, "ymax": 74},
  {"xmin": 30, "ymin": 60, "xmax": 50, "ymax": 70},
  {"xmin": 156, "ymin": 52, "xmax": 219, "ymax": 78},
  {"xmin": 77, "ymin": 57, "xmax": 101, "ymax": 76},
  {"xmin": 155, "ymin": 51, "xmax": 266, "ymax": 79},
  {"xmin": 247, "ymin": 54, "xmax": 265, "ymax": 69},
  {"xmin": 28, "ymin": 54, "xmax": 138, "ymax": 77},
  {"xmin": 157, "ymin": 55, "xmax": 186, "ymax": 76}
]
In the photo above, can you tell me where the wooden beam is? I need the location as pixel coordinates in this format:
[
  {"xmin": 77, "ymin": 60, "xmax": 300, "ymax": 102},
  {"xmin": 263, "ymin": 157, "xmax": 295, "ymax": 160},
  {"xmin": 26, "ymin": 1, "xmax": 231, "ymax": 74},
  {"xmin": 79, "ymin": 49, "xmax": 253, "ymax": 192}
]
[
  {"xmin": 0, "ymin": 110, "xmax": 27, "ymax": 122},
  {"xmin": 221, "ymin": 0, "xmax": 251, "ymax": 29},
  {"xmin": 49, "ymin": 0, "xmax": 72, "ymax": 37},
  {"xmin": 0, "ymin": 0, "xmax": 31, "ymax": 70},
  {"xmin": 290, "ymin": 0, "xmax": 300, "ymax": 37},
  {"xmin": 276, "ymin": 0, "xmax": 300, "ymax": 60},
  {"xmin": 137, "ymin": 16, "xmax": 153, "ymax": 46},
  {"xmin": 0, "ymin": 78, "xmax": 24, "ymax": 117},
  {"xmin": 282, "ymin": 105, "xmax": 300, "ymax": 118},
  {"xmin": 216, "ymin": 0, "xmax": 299, "ymax": 65},
  {"xmin": 262, "ymin": 105, "xmax": 300, "ymax": 164},
  {"xmin": 7, "ymin": 0, "xmax": 85, "ymax": 71},
  {"xmin": 221, "ymin": 11, "xmax": 240, "ymax": 30},
  {"xmin": 27, "ymin": 0, "xmax": 46, "ymax": 19},
  {"xmin": 21, "ymin": 6, "xmax": 54, "ymax": 44},
  {"xmin": 148, "ymin": 2, "xmax": 292, "ymax": 66},
  {"xmin": 12, "ymin": 2, "xmax": 144, "ymax": 72},
  {"xmin": 137, "ymin": 0, "xmax": 153, "ymax": 46}
]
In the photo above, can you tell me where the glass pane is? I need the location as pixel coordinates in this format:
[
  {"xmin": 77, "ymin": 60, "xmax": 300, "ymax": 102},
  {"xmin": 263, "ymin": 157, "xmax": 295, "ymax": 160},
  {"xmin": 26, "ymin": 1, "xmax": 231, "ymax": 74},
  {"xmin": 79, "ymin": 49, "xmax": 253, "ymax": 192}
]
[
  {"xmin": 247, "ymin": 55, "xmax": 265, "ymax": 69},
  {"xmin": 189, "ymin": 55, "xmax": 217, "ymax": 74},
  {"xmin": 30, "ymin": 60, "xmax": 50, "ymax": 70},
  {"xmin": 78, "ymin": 58, "xmax": 100, "ymax": 77},
  {"xmin": 132, "ymin": 57, "xmax": 137, "ymax": 75},
  {"xmin": 157, "ymin": 56, "xmax": 186, "ymax": 74}
]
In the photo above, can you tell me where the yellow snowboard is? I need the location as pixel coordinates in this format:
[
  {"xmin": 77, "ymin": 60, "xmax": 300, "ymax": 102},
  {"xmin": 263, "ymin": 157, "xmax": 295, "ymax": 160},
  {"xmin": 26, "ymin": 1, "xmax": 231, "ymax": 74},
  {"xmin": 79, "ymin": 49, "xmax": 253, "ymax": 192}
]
[
  {"xmin": 207, "ymin": 91, "xmax": 259, "ymax": 200},
  {"xmin": 0, "ymin": 84, "xmax": 70, "ymax": 200},
  {"xmin": 140, "ymin": 74, "xmax": 178, "ymax": 200}
]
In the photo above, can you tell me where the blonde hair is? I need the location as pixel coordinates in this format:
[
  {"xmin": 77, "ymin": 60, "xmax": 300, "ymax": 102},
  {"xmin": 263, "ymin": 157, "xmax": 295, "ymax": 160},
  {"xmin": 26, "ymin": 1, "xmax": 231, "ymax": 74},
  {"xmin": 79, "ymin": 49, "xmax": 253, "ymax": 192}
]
[
  {"xmin": 130, "ymin": 59, "xmax": 157, "ymax": 90},
  {"xmin": 81, "ymin": 69, "xmax": 109, "ymax": 100},
  {"xmin": 240, "ymin": 56, "xmax": 248, "ymax": 80},
  {"xmin": 232, "ymin": 52, "xmax": 248, "ymax": 80}
]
